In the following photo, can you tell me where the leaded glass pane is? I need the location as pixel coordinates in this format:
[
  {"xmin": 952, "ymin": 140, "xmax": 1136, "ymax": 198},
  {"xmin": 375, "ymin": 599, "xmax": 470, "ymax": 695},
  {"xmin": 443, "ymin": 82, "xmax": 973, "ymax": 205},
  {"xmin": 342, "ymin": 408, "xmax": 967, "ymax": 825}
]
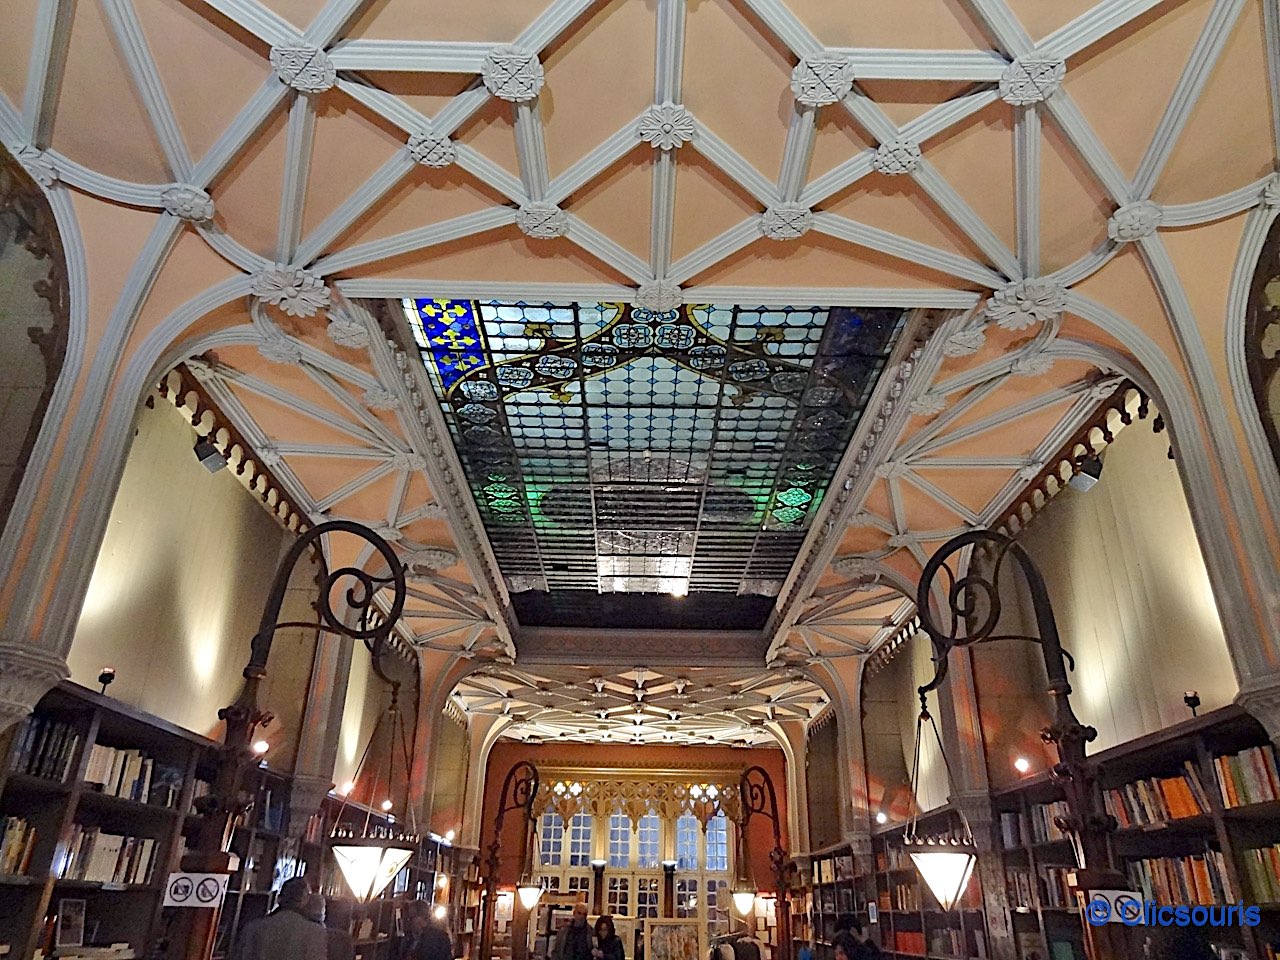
[
  {"xmin": 706, "ymin": 879, "xmax": 731, "ymax": 938},
  {"xmin": 567, "ymin": 813, "xmax": 593, "ymax": 866},
  {"xmin": 637, "ymin": 814, "xmax": 661, "ymax": 869},
  {"xmin": 609, "ymin": 814, "xmax": 631, "ymax": 868},
  {"xmin": 539, "ymin": 813, "xmax": 564, "ymax": 867},
  {"xmin": 676, "ymin": 815, "xmax": 699, "ymax": 871},
  {"xmin": 706, "ymin": 814, "xmax": 729, "ymax": 872},
  {"xmin": 636, "ymin": 877, "xmax": 661, "ymax": 918},
  {"xmin": 404, "ymin": 299, "xmax": 905, "ymax": 628},
  {"xmin": 675, "ymin": 878, "xmax": 699, "ymax": 918},
  {"xmin": 607, "ymin": 876, "xmax": 631, "ymax": 917}
]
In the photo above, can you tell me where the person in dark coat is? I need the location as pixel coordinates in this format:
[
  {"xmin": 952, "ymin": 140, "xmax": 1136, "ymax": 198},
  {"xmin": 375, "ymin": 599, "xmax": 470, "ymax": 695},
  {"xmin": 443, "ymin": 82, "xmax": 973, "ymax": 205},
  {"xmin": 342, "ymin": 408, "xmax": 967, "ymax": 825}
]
[
  {"xmin": 592, "ymin": 915, "xmax": 625, "ymax": 960},
  {"xmin": 552, "ymin": 901, "xmax": 594, "ymax": 960},
  {"xmin": 833, "ymin": 928, "xmax": 882, "ymax": 960},
  {"xmin": 400, "ymin": 899, "xmax": 453, "ymax": 960},
  {"xmin": 325, "ymin": 898, "xmax": 357, "ymax": 960},
  {"xmin": 232, "ymin": 877, "xmax": 328, "ymax": 960}
]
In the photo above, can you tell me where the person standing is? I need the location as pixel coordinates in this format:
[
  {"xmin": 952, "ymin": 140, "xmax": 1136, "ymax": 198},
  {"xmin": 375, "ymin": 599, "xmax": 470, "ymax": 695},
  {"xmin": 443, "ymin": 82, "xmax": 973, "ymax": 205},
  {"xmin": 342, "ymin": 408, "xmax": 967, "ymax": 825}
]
[
  {"xmin": 325, "ymin": 898, "xmax": 357, "ymax": 960},
  {"xmin": 552, "ymin": 901, "xmax": 594, "ymax": 960},
  {"xmin": 232, "ymin": 877, "xmax": 328, "ymax": 960},
  {"xmin": 592, "ymin": 915, "xmax": 624, "ymax": 960},
  {"xmin": 399, "ymin": 899, "xmax": 453, "ymax": 960}
]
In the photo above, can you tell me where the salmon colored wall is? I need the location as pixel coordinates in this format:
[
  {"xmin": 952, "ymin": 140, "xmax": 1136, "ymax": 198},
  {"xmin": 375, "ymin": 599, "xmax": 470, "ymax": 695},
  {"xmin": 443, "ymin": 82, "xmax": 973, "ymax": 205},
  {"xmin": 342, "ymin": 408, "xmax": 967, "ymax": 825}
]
[{"xmin": 478, "ymin": 741, "xmax": 789, "ymax": 886}]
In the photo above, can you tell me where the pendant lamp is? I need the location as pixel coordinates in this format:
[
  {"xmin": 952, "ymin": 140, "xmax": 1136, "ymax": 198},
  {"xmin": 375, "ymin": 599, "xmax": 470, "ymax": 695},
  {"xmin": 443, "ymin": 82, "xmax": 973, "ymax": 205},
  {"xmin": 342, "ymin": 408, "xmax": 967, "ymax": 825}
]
[
  {"xmin": 329, "ymin": 683, "xmax": 420, "ymax": 902},
  {"xmin": 731, "ymin": 831, "xmax": 757, "ymax": 915},
  {"xmin": 903, "ymin": 692, "xmax": 977, "ymax": 912},
  {"xmin": 516, "ymin": 873, "xmax": 544, "ymax": 910}
]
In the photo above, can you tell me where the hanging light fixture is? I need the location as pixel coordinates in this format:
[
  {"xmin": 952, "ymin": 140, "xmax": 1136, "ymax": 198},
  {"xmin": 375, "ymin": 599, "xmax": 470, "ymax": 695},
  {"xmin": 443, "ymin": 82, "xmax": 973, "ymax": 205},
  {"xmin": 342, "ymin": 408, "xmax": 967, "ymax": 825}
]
[
  {"xmin": 330, "ymin": 683, "xmax": 420, "ymax": 903},
  {"xmin": 903, "ymin": 691, "xmax": 977, "ymax": 912},
  {"xmin": 516, "ymin": 872, "xmax": 544, "ymax": 910},
  {"xmin": 731, "ymin": 829, "xmax": 757, "ymax": 915}
]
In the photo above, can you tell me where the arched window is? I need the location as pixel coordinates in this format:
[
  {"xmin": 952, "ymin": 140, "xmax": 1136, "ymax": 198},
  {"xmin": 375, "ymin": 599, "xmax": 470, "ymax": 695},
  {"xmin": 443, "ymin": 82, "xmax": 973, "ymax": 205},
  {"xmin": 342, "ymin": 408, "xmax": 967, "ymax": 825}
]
[
  {"xmin": 1246, "ymin": 215, "xmax": 1280, "ymax": 471},
  {"xmin": 0, "ymin": 147, "xmax": 69, "ymax": 535}
]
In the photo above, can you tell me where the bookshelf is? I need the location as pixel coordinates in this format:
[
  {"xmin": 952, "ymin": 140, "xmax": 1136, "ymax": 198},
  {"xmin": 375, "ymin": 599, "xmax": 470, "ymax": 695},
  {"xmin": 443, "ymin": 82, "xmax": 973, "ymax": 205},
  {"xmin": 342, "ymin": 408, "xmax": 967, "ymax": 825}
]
[
  {"xmin": 0, "ymin": 681, "xmax": 206, "ymax": 960},
  {"xmin": 994, "ymin": 704, "xmax": 1280, "ymax": 960}
]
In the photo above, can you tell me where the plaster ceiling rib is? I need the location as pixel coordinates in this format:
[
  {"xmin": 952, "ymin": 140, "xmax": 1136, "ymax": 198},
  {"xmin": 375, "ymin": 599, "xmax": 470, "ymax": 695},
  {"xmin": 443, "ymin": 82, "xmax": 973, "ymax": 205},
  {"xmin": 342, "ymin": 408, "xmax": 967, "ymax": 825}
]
[
  {"xmin": 908, "ymin": 456, "xmax": 1041, "ymax": 469},
  {"xmin": 962, "ymin": 0, "xmax": 1035, "ymax": 54},
  {"xmin": 895, "ymin": 376, "xmax": 1029, "ymax": 459},
  {"xmin": 812, "ymin": 213, "xmax": 1005, "ymax": 288},
  {"xmin": 778, "ymin": 108, "xmax": 818, "ymax": 203},
  {"xmin": 1265, "ymin": 0, "xmax": 1280, "ymax": 154},
  {"xmin": 829, "ymin": 50, "xmax": 1007, "ymax": 81},
  {"xmin": 736, "ymin": 0, "xmax": 822, "ymax": 58},
  {"xmin": 1041, "ymin": 95, "xmax": 1133, "ymax": 206},
  {"xmin": 310, "ymin": 207, "xmax": 518, "ymax": 276},
  {"xmin": 648, "ymin": 0, "xmax": 687, "ymax": 281},
  {"xmin": 267, "ymin": 442, "xmax": 388, "ymax": 459},
  {"xmin": 800, "ymin": 90, "xmax": 997, "ymax": 208},
  {"xmin": 1014, "ymin": 106, "xmax": 1041, "ymax": 277},
  {"xmin": 1161, "ymin": 175, "xmax": 1277, "ymax": 226},
  {"xmin": 21, "ymin": 0, "xmax": 75, "ymax": 146},
  {"xmin": 565, "ymin": 215, "xmax": 655, "ymax": 282},
  {"xmin": 514, "ymin": 101, "xmax": 551, "ymax": 203},
  {"xmin": 276, "ymin": 94, "xmax": 317, "ymax": 263},
  {"xmin": 840, "ymin": 86, "xmax": 1021, "ymax": 281},
  {"xmin": 1131, "ymin": 0, "xmax": 1247, "ymax": 199},
  {"xmin": 294, "ymin": 151, "xmax": 417, "ymax": 267},
  {"xmin": 327, "ymin": 41, "xmax": 495, "ymax": 72},
  {"xmin": 311, "ymin": 461, "xmax": 399, "ymax": 513},
  {"xmin": 667, "ymin": 219, "xmax": 760, "ymax": 286},
  {"xmin": 203, "ymin": 0, "xmax": 299, "ymax": 47},
  {"xmin": 687, "ymin": 126, "xmax": 780, "ymax": 205},
  {"xmin": 190, "ymin": 81, "xmax": 288, "ymax": 186},
  {"xmin": 211, "ymin": 367, "xmax": 385, "ymax": 445},
  {"xmin": 302, "ymin": 0, "xmax": 376, "ymax": 46},
  {"xmin": 547, "ymin": 122, "xmax": 641, "ymax": 205},
  {"xmin": 914, "ymin": 380, "xmax": 1094, "ymax": 456},
  {"xmin": 684, "ymin": 288, "xmax": 982, "ymax": 309},
  {"xmin": 1040, "ymin": 0, "xmax": 1169, "ymax": 59},
  {"xmin": 100, "ymin": 0, "xmax": 193, "ymax": 181},
  {"xmin": 899, "ymin": 469, "xmax": 982, "ymax": 526}
]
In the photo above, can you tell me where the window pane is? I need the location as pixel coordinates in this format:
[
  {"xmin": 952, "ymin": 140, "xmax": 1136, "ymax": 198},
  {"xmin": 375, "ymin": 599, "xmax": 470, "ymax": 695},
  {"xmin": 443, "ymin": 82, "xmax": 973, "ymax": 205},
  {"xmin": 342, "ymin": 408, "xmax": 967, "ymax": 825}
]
[
  {"xmin": 675, "ymin": 878, "xmax": 699, "ymax": 918},
  {"xmin": 607, "ymin": 876, "xmax": 631, "ymax": 917},
  {"xmin": 568, "ymin": 813, "xmax": 593, "ymax": 866},
  {"xmin": 540, "ymin": 813, "xmax": 564, "ymax": 867},
  {"xmin": 609, "ymin": 814, "xmax": 631, "ymax": 868},
  {"xmin": 637, "ymin": 813, "xmax": 661, "ymax": 869},
  {"xmin": 706, "ymin": 879, "xmax": 731, "ymax": 938},
  {"xmin": 568, "ymin": 875, "xmax": 591, "ymax": 900},
  {"xmin": 706, "ymin": 814, "xmax": 729, "ymax": 872},
  {"xmin": 676, "ymin": 815, "xmax": 700, "ymax": 871},
  {"xmin": 636, "ymin": 877, "xmax": 661, "ymax": 918}
]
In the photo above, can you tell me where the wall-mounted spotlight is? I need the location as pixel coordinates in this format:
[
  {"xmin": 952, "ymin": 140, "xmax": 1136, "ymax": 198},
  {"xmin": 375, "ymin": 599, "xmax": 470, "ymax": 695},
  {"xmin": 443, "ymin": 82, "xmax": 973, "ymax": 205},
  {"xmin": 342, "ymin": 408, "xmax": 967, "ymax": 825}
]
[
  {"xmin": 1184, "ymin": 690, "xmax": 1201, "ymax": 717},
  {"xmin": 1068, "ymin": 455, "xmax": 1103, "ymax": 492},
  {"xmin": 194, "ymin": 437, "xmax": 227, "ymax": 473}
]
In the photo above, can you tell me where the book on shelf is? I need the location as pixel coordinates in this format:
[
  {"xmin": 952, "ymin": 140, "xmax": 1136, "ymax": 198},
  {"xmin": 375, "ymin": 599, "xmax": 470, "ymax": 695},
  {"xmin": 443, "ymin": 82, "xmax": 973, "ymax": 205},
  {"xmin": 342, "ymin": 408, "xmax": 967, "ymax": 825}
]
[
  {"xmin": 1103, "ymin": 761, "xmax": 1209, "ymax": 827},
  {"xmin": 1240, "ymin": 843, "xmax": 1280, "ymax": 902},
  {"xmin": 1006, "ymin": 868, "xmax": 1034, "ymax": 909},
  {"xmin": 9, "ymin": 715, "xmax": 80, "ymax": 782},
  {"xmin": 884, "ymin": 930, "xmax": 924, "ymax": 955},
  {"xmin": 1213, "ymin": 744, "xmax": 1280, "ymax": 808},
  {"xmin": 83, "ymin": 744, "xmax": 167, "ymax": 805},
  {"xmin": 1126, "ymin": 850, "xmax": 1234, "ymax": 905},
  {"xmin": 892, "ymin": 881, "xmax": 920, "ymax": 912},
  {"xmin": 1028, "ymin": 801, "xmax": 1070, "ymax": 844},
  {"xmin": 1039, "ymin": 866, "xmax": 1076, "ymax": 909},
  {"xmin": 1, "ymin": 816, "xmax": 38, "ymax": 875},
  {"xmin": 929, "ymin": 927, "xmax": 983, "ymax": 958},
  {"xmin": 1000, "ymin": 810, "xmax": 1025, "ymax": 849},
  {"xmin": 61, "ymin": 825, "xmax": 157, "ymax": 885},
  {"xmin": 1015, "ymin": 932, "xmax": 1044, "ymax": 960}
]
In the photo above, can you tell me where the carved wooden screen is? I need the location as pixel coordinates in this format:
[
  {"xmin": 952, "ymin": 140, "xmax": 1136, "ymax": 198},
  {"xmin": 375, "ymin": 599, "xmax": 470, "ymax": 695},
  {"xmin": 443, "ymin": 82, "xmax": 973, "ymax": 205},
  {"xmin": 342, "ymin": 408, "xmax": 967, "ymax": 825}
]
[{"xmin": 1246, "ymin": 216, "xmax": 1280, "ymax": 472}]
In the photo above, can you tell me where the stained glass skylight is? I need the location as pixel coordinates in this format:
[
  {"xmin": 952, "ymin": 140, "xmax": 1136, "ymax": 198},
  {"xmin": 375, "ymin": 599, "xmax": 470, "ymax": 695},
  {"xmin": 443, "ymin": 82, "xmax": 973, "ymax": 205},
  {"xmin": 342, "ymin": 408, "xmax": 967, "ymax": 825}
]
[{"xmin": 403, "ymin": 299, "xmax": 905, "ymax": 629}]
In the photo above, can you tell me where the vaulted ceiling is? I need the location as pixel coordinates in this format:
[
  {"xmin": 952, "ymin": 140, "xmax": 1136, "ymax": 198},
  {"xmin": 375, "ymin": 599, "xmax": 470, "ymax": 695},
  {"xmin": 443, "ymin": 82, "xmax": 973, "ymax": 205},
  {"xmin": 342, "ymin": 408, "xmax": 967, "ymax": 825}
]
[{"xmin": 4, "ymin": 0, "xmax": 1275, "ymax": 744}]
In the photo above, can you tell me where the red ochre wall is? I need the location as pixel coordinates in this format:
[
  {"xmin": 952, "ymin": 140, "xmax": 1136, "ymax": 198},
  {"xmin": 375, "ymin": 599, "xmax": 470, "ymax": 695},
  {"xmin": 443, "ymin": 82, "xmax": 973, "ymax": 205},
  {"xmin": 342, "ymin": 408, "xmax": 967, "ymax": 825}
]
[{"xmin": 478, "ymin": 741, "xmax": 789, "ymax": 886}]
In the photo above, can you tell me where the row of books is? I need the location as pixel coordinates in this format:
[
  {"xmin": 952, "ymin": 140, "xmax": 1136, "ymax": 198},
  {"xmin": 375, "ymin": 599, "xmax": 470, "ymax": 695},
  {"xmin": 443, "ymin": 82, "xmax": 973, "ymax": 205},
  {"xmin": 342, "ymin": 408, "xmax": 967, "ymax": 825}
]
[
  {"xmin": 1040, "ymin": 866, "xmax": 1076, "ymax": 909},
  {"xmin": 9, "ymin": 715, "xmax": 81, "ymax": 782},
  {"xmin": 1239, "ymin": 843, "xmax": 1280, "ymax": 902},
  {"xmin": 882, "ymin": 930, "xmax": 925, "ymax": 955},
  {"xmin": 1126, "ymin": 851, "xmax": 1234, "ymax": 906},
  {"xmin": 0, "ymin": 816, "xmax": 37, "ymax": 875},
  {"xmin": 927, "ymin": 927, "xmax": 987, "ymax": 958},
  {"xmin": 60, "ymin": 826, "xmax": 157, "ymax": 885},
  {"xmin": 1213, "ymin": 744, "xmax": 1280, "ymax": 808},
  {"xmin": 1103, "ymin": 761, "xmax": 1210, "ymax": 827},
  {"xmin": 1001, "ymin": 801, "xmax": 1074, "ymax": 848},
  {"xmin": 83, "ymin": 744, "xmax": 166, "ymax": 805},
  {"xmin": 873, "ymin": 846, "xmax": 911, "ymax": 871},
  {"xmin": 1007, "ymin": 868, "xmax": 1035, "ymax": 909}
]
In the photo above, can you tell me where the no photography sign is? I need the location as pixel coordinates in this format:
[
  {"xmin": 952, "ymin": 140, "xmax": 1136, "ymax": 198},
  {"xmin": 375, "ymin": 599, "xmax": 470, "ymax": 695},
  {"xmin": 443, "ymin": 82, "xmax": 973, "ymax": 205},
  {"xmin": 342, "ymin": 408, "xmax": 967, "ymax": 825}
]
[{"xmin": 163, "ymin": 872, "xmax": 230, "ymax": 909}]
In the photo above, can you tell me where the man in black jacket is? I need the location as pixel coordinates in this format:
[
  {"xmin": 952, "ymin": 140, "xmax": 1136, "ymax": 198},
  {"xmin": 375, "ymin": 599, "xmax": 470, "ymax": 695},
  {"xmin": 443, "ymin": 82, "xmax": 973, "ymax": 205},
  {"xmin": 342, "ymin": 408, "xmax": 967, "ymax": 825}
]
[{"xmin": 400, "ymin": 900, "xmax": 454, "ymax": 960}]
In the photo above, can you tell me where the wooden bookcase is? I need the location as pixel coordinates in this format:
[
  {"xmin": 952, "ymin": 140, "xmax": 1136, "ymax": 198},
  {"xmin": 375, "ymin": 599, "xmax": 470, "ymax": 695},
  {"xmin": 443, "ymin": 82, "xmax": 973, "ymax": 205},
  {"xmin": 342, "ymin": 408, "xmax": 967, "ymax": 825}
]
[
  {"xmin": 994, "ymin": 704, "xmax": 1280, "ymax": 960},
  {"xmin": 0, "ymin": 682, "xmax": 207, "ymax": 960}
]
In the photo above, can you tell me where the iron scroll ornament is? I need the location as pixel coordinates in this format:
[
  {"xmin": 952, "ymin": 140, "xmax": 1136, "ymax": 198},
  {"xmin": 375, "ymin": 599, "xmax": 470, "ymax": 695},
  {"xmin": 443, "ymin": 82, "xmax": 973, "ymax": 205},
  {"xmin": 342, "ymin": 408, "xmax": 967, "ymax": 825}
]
[
  {"xmin": 914, "ymin": 528, "xmax": 1077, "ymax": 700},
  {"xmin": 243, "ymin": 519, "xmax": 408, "ymax": 682}
]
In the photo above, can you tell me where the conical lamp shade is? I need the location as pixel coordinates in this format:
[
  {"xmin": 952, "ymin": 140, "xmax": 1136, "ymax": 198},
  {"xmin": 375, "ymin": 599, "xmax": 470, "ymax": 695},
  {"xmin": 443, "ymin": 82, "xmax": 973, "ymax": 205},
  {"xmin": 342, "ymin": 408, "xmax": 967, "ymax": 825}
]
[
  {"xmin": 332, "ymin": 835, "xmax": 416, "ymax": 902},
  {"xmin": 907, "ymin": 846, "xmax": 976, "ymax": 911}
]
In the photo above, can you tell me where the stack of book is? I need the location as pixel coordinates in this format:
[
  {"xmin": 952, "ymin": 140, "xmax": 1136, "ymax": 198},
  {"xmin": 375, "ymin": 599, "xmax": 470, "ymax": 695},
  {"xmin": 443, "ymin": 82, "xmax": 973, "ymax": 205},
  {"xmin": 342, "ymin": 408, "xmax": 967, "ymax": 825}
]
[
  {"xmin": 1213, "ymin": 745, "xmax": 1280, "ymax": 807},
  {"xmin": 61, "ymin": 826, "xmax": 157, "ymax": 885},
  {"xmin": 1126, "ymin": 851, "xmax": 1234, "ymax": 905},
  {"xmin": 884, "ymin": 930, "xmax": 924, "ymax": 955},
  {"xmin": 0, "ymin": 816, "xmax": 37, "ymax": 875},
  {"xmin": 1029, "ymin": 801, "xmax": 1071, "ymax": 843},
  {"xmin": 1103, "ymin": 762, "xmax": 1210, "ymax": 827},
  {"xmin": 892, "ymin": 881, "xmax": 919, "ymax": 911},
  {"xmin": 9, "ymin": 715, "xmax": 80, "ymax": 782},
  {"xmin": 928, "ymin": 928, "xmax": 985, "ymax": 957},
  {"xmin": 83, "ymin": 744, "xmax": 157, "ymax": 804},
  {"xmin": 1240, "ymin": 843, "xmax": 1280, "ymax": 902}
]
